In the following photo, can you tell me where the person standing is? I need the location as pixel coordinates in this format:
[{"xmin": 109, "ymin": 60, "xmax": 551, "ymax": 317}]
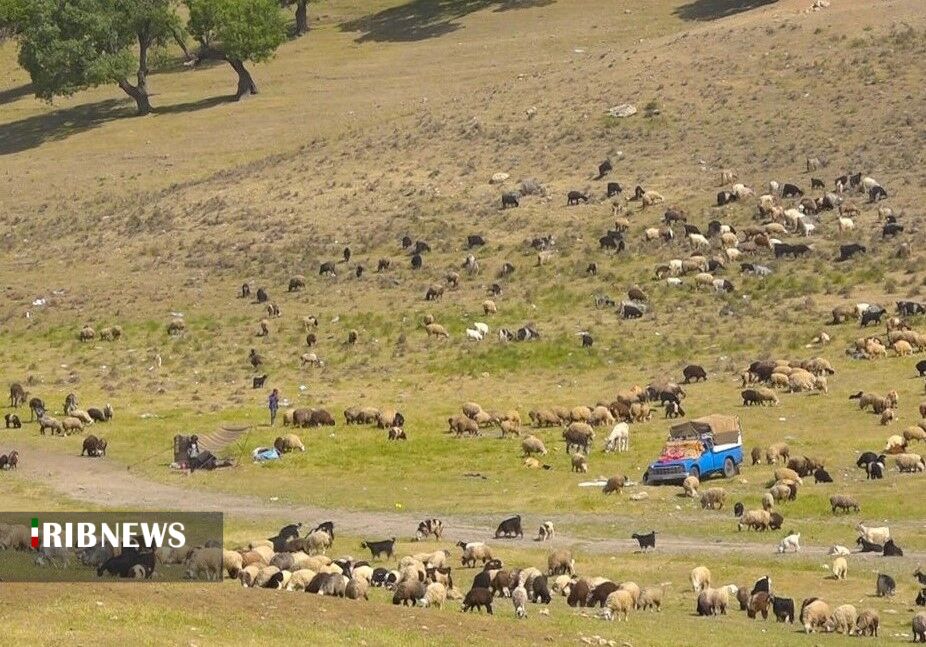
[{"xmin": 268, "ymin": 388, "xmax": 280, "ymax": 426}]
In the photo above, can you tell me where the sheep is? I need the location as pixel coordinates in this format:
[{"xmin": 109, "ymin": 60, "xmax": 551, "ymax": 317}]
[
  {"xmin": 697, "ymin": 587, "xmax": 729, "ymax": 616},
  {"xmin": 828, "ymin": 545, "xmax": 850, "ymax": 556},
  {"xmin": 424, "ymin": 323, "xmax": 449, "ymax": 339},
  {"xmin": 737, "ymin": 509, "xmax": 771, "ymax": 531},
  {"xmin": 570, "ymin": 453, "xmax": 588, "ymax": 473},
  {"xmin": 913, "ymin": 611, "xmax": 926, "ymax": 642},
  {"xmin": 699, "ymin": 488, "xmax": 726, "ymax": 510},
  {"xmin": 60, "ymin": 417, "xmax": 84, "ymax": 434},
  {"xmin": 184, "ymin": 547, "xmax": 223, "ymax": 581},
  {"xmin": 826, "ymin": 604, "xmax": 858, "ymax": 635},
  {"xmin": 829, "ymin": 495, "xmax": 859, "ymax": 514},
  {"xmin": 855, "ymin": 609, "xmax": 880, "ymax": 637},
  {"xmin": 274, "ymin": 433, "xmax": 306, "ymax": 454},
  {"xmin": 682, "ymin": 475, "xmax": 699, "ymax": 498},
  {"xmin": 641, "ymin": 190, "xmax": 664, "ymax": 209},
  {"xmin": 563, "ymin": 422, "xmax": 594, "ymax": 454},
  {"xmin": 604, "ymin": 589, "xmax": 635, "ymax": 621},
  {"xmin": 690, "ymin": 566, "xmax": 712, "ymax": 593},
  {"xmin": 768, "ymin": 484, "xmax": 792, "ymax": 503},
  {"xmin": 547, "ymin": 549, "xmax": 575, "ymax": 576},
  {"xmin": 831, "ymin": 556, "xmax": 848, "ymax": 580},
  {"xmin": 512, "ymin": 585, "xmax": 529, "ymax": 617},
  {"xmin": 895, "ymin": 453, "xmax": 925, "ymax": 473},
  {"xmin": 761, "ymin": 492, "xmax": 774, "ymax": 512},
  {"xmin": 856, "ymin": 523, "xmax": 890, "ymax": 545},
  {"xmin": 773, "ymin": 467, "xmax": 802, "ymax": 484},
  {"xmin": 876, "ymin": 573, "xmax": 896, "ymax": 597},
  {"xmin": 802, "ymin": 599, "xmax": 832, "ymax": 633},
  {"xmin": 765, "ymin": 442, "xmax": 790, "ymax": 464},
  {"xmin": 305, "ymin": 530, "xmax": 332, "ymax": 555},
  {"xmin": 904, "ymin": 426, "xmax": 926, "ymax": 444},
  {"xmin": 602, "ymin": 475, "xmax": 626, "ymax": 495},
  {"xmin": 520, "ymin": 435, "xmax": 547, "ymax": 457},
  {"xmin": 778, "ymin": 533, "xmax": 801, "ymax": 553},
  {"xmin": 458, "ymin": 542, "xmax": 493, "ymax": 568}
]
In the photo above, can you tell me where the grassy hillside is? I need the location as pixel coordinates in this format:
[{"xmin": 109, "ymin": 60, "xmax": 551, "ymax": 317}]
[{"xmin": 2, "ymin": 0, "xmax": 926, "ymax": 644}]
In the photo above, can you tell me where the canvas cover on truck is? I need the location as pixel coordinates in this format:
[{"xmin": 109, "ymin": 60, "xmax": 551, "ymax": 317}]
[{"xmin": 669, "ymin": 414, "xmax": 741, "ymax": 446}]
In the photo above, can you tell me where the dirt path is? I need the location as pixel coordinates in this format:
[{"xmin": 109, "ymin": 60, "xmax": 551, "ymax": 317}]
[{"xmin": 12, "ymin": 446, "xmax": 924, "ymax": 562}]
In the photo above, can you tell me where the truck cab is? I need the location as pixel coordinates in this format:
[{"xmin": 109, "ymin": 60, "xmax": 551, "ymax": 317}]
[{"xmin": 642, "ymin": 414, "xmax": 744, "ymax": 485}]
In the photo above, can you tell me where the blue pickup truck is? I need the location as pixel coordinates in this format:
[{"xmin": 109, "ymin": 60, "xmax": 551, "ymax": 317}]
[{"xmin": 642, "ymin": 414, "xmax": 744, "ymax": 485}]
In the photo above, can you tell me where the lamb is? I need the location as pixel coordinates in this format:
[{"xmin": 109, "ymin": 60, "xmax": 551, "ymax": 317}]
[
  {"xmin": 570, "ymin": 453, "xmax": 588, "ymax": 473},
  {"xmin": 602, "ymin": 475, "xmax": 626, "ymax": 495},
  {"xmin": 699, "ymin": 488, "xmax": 727, "ymax": 510},
  {"xmin": 831, "ymin": 556, "xmax": 848, "ymax": 580},
  {"xmin": 802, "ymin": 599, "xmax": 832, "ymax": 633},
  {"xmin": 682, "ymin": 475, "xmax": 699, "ymax": 498},
  {"xmin": 690, "ymin": 566, "xmax": 711, "ymax": 593},
  {"xmin": 830, "ymin": 495, "xmax": 860, "ymax": 514},
  {"xmin": 778, "ymin": 533, "xmax": 801, "ymax": 553}
]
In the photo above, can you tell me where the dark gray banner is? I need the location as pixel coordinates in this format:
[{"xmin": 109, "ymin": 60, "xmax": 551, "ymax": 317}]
[{"xmin": 0, "ymin": 512, "xmax": 223, "ymax": 582}]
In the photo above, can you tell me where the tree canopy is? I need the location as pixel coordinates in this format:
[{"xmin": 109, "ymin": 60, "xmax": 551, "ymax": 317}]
[
  {"xmin": 185, "ymin": 0, "xmax": 287, "ymax": 99},
  {"xmin": 5, "ymin": 0, "xmax": 287, "ymax": 113}
]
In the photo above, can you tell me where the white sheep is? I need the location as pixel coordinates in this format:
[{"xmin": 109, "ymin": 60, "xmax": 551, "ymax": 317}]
[
  {"xmin": 512, "ymin": 585, "xmax": 529, "ymax": 617},
  {"xmin": 799, "ymin": 220, "xmax": 815, "ymax": 237},
  {"xmin": 473, "ymin": 322, "xmax": 489, "ymax": 335},
  {"xmin": 604, "ymin": 422, "xmax": 629, "ymax": 452},
  {"xmin": 465, "ymin": 328, "xmax": 484, "ymax": 341},
  {"xmin": 827, "ymin": 545, "xmax": 850, "ymax": 556},
  {"xmin": 768, "ymin": 180, "xmax": 780, "ymax": 194},
  {"xmin": 837, "ymin": 216, "xmax": 854, "ymax": 232},
  {"xmin": 860, "ymin": 176, "xmax": 881, "ymax": 193},
  {"xmin": 778, "ymin": 533, "xmax": 801, "ymax": 553},
  {"xmin": 688, "ymin": 233, "xmax": 710, "ymax": 250},
  {"xmin": 668, "ymin": 259, "xmax": 683, "ymax": 275},
  {"xmin": 666, "ymin": 277, "xmax": 683, "ymax": 287},
  {"xmin": 731, "ymin": 183, "xmax": 754, "ymax": 199}
]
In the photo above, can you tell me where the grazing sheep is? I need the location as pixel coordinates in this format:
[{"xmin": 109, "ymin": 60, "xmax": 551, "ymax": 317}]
[
  {"xmin": 511, "ymin": 585, "xmax": 529, "ymax": 617},
  {"xmin": 855, "ymin": 608, "xmax": 879, "ymax": 637},
  {"xmin": 602, "ymin": 475, "xmax": 626, "ymax": 495},
  {"xmin": 521, "ymin": 435, "xmax": 547, "ymax": 457},
  {"xmin": 700, "ymin": 488, "xmax": 727, "ymax": 510},
  {"xmin": 913, "ymin": 611, "xmax": 926, "ymax": 642},
  {"xmin": 830, "ymin": 495, "xmax": 859, "ymax": 514},
  {"xmin": 273, "ymin": 433, "xmax": 306, "ymax": 454},
  {"xmin": 832, "ymin": 556, "xmax": 848, "ymax": 580},
  {"xmin": 895, "ymin": 453, "xmax": 925, "ymax": 472},
  {"xmin": 827, "ymin": 604, "xmax": 858, "ymax": 635},
  {"xmin": 765, "ymin": 442, "xmax": 790, "ymax": 464},
  {"xmin": 696, "ymin": 587, "xmax": 729, "ymax": 616},
  {"xmin": 604, "ymin": 589, "xmax": 635, "ymax": 621},
  {"xmin": 737, "ymin": 509, "xmax": 771, "ymax": 531},
  {"xmin": 458, "ymin": 542, "xmax": 493, "ymax": 568},
  {"xmin": 425, "ymin": 323, "xmax": 449, "ymax": 339},
  {"xmin": 802, "ymin": 599, "xmax": 832, "ymax": 634}
]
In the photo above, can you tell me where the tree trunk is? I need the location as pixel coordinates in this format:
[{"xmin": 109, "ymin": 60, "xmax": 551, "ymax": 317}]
[
  {"xmin": 118, "ymin": 79, "xmax": 152, "ymax": 115},
  {"xmin": 228, "ymin": 58, "xmax": 258, "ymax": 100},
  {"xmin": 118, "ymin": 33, "xmax": 152, "ymax": 116},
  {"xmin": 295, "ymin": 0, "xmax": 308, "ymax": 36}
]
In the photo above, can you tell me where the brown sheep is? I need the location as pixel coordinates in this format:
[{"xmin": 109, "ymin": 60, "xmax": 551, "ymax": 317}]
[{"xmin": 602, "ymin": 475, "xmax": 626, "ymax": 495}]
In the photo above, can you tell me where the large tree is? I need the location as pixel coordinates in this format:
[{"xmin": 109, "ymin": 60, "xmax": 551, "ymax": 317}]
[
  {"xmin": 9, "ymin": 0, "xmax": 178, "ymax": 115},
  {"xmin": 185, "ymin": 0, "xmax": 286, "ymax": 100}
]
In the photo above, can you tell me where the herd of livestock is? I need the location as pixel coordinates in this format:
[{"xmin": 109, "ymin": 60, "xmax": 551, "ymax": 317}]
[{"xmin": 4, "ymin": 157, "xmax": 926, "ymax": 639}]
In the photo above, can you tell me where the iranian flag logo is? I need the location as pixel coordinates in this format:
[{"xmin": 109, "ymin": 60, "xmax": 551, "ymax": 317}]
[{"xmin": 31, "ymin": 517, "xmax": 39, "ymax": 549}]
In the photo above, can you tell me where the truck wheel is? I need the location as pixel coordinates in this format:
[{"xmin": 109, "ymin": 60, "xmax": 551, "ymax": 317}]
[
  {"xmin": 723, "ymin": 458, "xmax": 736, "ymax": 478},
  {"xmin": 642, "ymin": 471, "xmax": 651, "ymax": 485},
  {"xmin": 688, "ymin": 466, "xmax": 700, "ymax": 480}
]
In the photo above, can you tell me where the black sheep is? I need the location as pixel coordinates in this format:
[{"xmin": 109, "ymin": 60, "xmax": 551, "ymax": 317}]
[
  {"xmin": 531, "ymin": 575, "xmax": 552, "ymax": 604},
  {"xmin": 876, "ymin": 573, "xmax": 896, "ymax": 597},
  {"xmin": 857, "ymin": 537, "xmax": 883, "ymax": 553},
  {"xmin": 882, "ymin": 539, "xmax": 904, "ymax": 557},
  {"xmin": 566, "ymin": 191, "xmax": 589, "ymax": 205},
  {"xmin": 733, "ymin": 502, "xmax": 744, "ymax": 517},
  {"xmin": 751, "ymin": 575, "xmax": 771, "ymax": 596},
  {"xmin": 772, "ymin": 596, "xmax": 795, "ymax": 623},
  {"xmin": 462, "ymin": 587, "xmax": 493, "ymax": 614},
  {"xmin": 682, "ymin": 364, "xmax": 707, "ymax": 383},
  {"xmin": 606, "ymin": 182, "xmax": 622, "ymax": 197},
  {"xmin": 597, "ymin": 159, "xmax": 613, "ymax": 178},
  {"xmin": 813, "ymin": 468, "xmax": 833, "ymax": 483},
  {"xmin": 495, "ymin": 515, "xmax": 523, "ymax": 539},
  {"xmin": 97, "ymin": 549, "xmax": 155, "ymax": 578},
  {"xmin": 501, "ymin": 192, "xmax": 519, "ymax": 209},
  {"xmin": 631, "ymin": 531, "xmax": 656, "ymax": 552}
]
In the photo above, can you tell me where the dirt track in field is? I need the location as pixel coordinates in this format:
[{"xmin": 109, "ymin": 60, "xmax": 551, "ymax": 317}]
[{"xmin": 13, "ymin": 445, "xmax": 924, "ymax": 564}]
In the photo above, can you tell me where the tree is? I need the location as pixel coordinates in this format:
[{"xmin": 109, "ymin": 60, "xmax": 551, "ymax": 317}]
[
  {"xmin": 281, "ymin": 0, "xmax": 313, "ymax": 37},
  {"xmin": 185, "ymin": 0, "xmax": 286, "ymax": 100},
  {"xmin": 7, "ymin": 0, "xmax": 178, "ymax": 115}
]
